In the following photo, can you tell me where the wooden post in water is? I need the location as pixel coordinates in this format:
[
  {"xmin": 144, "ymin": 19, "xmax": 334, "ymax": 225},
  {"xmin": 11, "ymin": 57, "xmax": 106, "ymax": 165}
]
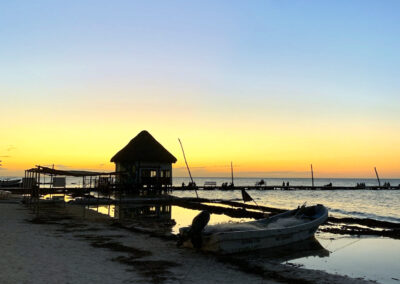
[
  {"xmin": 24, "ymin": 170, "xmax": 27, "ymax": 190},
  {"xmin": 311, "ymin": 164, "xmax": 315, "ymax": 188},
  {"xmin": 178, "ymin": 138, "xmax": 198, "ymax": 198},
  {"xmin": 231, "ymin": 161, "xmax": 234, "ymax": 186},
  {"xmin": 374, "ymin": 167, "xmax": 381, "ymax": 187},
  {"xmin": 50, "ymin": 164, "xmax": 54, "ymax": 190}
]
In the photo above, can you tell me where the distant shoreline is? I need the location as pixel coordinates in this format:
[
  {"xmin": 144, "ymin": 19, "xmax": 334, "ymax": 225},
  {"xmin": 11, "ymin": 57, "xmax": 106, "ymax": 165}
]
[{"xmin": 2, "ymin": 176, "xmax": 400, "ymax": 179}]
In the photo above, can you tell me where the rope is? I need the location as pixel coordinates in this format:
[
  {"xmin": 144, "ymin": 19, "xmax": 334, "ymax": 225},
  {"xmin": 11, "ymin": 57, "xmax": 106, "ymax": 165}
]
[{"xmin": 330, "ymin": 238, "xmax": 361, "ymax": 254}]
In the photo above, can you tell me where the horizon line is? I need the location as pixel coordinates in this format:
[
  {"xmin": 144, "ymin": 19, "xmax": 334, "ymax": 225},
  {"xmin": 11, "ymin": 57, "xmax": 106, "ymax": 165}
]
[
  {"xmin": 173, "ymin": 176, "xmax": 400, "ymax": 179},
  {"xmin": 2, "ymin": 175, "xmax": 399, "ymax": 180}
]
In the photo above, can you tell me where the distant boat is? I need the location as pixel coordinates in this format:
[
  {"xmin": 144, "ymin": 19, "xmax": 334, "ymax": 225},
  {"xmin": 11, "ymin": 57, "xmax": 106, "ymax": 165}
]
[
  {"xmin": 0, "ymin": 178, "xmax": 21, "ymax": 188},
  {"xmin": 178, "ymin": 204, "xmax": 328, "ymax": 254}
]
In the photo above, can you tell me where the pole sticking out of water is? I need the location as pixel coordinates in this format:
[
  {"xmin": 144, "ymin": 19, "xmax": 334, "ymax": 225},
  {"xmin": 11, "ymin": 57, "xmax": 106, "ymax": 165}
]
[
  {"xmin": 178, "ymin": 138, "xmax": 198, "ymax": 198},
  {"xmin": 230, "ymin": 161, "xmax": 234, "ymax": 186},
  {"xmin": 311, "ymin": 164, "xmax": 315, "ymax": 188},
  {"xmin": 374, "ymin": 167, "xmax": 381, "ymax": 187}
]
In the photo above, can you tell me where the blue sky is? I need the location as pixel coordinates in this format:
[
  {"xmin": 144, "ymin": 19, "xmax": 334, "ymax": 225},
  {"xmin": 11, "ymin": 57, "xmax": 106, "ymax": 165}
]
[
  {"xmin": 1, "ymin": 1, "xmax": 399, "ymax": 177},
  {"xmin": 2, "ymin": 1, "xmax": 399, "ymax": 100}
]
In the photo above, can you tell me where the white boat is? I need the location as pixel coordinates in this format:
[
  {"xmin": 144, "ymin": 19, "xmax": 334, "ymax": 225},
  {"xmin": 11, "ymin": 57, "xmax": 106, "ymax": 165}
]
[
  {"xmin": 178, "ymin": 204, "xmax": 328, "ymax": 254},
  {"xmin": 0, "ymin": 179, "xmax": 21, "ymax": 188}
]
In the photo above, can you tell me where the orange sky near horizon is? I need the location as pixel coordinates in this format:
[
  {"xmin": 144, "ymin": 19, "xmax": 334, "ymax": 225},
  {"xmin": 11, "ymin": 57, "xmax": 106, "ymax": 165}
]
[{"xmin": 1, "ymin": 102, "xmax": 399, "ymax": 178}]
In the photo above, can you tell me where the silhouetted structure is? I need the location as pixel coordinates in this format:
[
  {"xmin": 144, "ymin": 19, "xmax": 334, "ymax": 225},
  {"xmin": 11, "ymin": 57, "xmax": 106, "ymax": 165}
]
[
  {"xmin": 111, "ymin": 130, "xmax": 177, "ymax": 190},
  {"xmin": 23, "ymin": 165, "xmax": 118, "ymax": 199}
]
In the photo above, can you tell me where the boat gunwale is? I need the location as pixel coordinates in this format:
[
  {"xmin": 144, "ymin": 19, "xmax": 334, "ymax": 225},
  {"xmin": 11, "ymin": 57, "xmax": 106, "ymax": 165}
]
[{"xmin": 201, "ymin": 205, "xmax": 328, "ymax": 237}]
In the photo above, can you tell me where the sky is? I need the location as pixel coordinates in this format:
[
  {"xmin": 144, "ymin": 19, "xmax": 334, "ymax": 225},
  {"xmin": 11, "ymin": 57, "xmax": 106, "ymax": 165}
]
[{"xmin": 1, "ymin": 0, "xmax": 399, "ymax": 178}]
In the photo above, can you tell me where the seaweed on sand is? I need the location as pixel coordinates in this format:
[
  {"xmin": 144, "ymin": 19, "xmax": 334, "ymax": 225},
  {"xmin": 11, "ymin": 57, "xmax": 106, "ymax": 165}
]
[{"xmin": 112, "ymin": 256, "xmax": 178, "ymax": 284}]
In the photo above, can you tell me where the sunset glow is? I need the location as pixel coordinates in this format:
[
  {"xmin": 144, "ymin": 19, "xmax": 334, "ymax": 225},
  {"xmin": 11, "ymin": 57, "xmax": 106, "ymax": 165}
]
[{"xmin": 1, "ymin": 1, "xmax": 399, "ymax": 178}]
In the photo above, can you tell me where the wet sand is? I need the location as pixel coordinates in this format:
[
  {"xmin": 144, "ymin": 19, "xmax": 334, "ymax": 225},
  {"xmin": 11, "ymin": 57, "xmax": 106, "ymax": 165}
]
[{"xmin": 0, "ymin": 197, "xmax": 379, "ymax": 284}]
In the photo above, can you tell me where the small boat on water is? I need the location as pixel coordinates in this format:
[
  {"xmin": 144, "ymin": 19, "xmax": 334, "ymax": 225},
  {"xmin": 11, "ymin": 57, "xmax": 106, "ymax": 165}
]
[
  {"xmin": 178, "ymin": 204, "xmax": 328, "ymax": 254},
  {"xmin": 0, "ymin": 178, "xmax": 21, "ymax": 188}
]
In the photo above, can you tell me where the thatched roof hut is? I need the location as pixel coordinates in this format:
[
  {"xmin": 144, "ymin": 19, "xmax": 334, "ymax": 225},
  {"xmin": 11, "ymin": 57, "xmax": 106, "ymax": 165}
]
[
  {"xmin": 111, "ymin": 131, "xmax": 176, "ymax": 190},
  {"xmin": 111, "ymin": 130, "xmax": 177, "ymax": 164}
]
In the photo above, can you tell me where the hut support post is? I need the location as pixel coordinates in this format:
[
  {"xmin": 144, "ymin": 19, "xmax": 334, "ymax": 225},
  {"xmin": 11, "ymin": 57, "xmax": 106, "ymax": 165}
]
[
  {"xmin": 63, "ymin": 176, "xmax": 66, "ymax": 205},
  {"xmin": 50, "ymin": 164, "xmax": 54, "ymax": 190}
]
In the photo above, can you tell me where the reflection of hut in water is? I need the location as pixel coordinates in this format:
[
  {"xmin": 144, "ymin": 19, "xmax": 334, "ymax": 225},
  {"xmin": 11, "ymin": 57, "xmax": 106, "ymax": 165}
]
[
  {"xmin": 111, "ymin": 130, "xmax": 177, "ymax": 190},
  {"xmin": 114, "ymin": 204, "xmax": 172, "ymax": 220}
]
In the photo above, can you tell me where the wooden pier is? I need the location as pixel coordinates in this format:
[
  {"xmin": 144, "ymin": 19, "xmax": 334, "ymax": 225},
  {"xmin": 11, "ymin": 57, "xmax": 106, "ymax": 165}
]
[
  {"xmin": 172, "ymin": 185, "xmax": 400, "ymax": 191},
  {"xmin": 3, "ymin": 184, "xmax": 400, "ymax": 195}
]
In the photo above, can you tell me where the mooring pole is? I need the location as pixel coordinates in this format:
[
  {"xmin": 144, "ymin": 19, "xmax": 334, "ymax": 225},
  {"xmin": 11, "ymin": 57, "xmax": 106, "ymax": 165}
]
[
  {"xmin": 374, "ymin": 167, "xmax": 381, "ymax": 187},
  {"xmin": 178, "ymin": 138, "xmax": 198, "ymax": 198},
  {"xmin": 311, "ymin": 164, "xmax": 314, "ymax": 188},
  {"xmin": 231, "ymin": 161, "xmax": 234, "ymax": 186}
]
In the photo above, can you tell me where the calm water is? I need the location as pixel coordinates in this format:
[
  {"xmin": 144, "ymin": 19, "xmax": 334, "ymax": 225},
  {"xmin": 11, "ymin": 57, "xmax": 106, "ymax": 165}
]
[
  {"xmin": 290, "ymin": 234, "xmax": 400, "ymax": 284},
  {"xmin": 237, "ymin": 231, "xmax": 400, "ymax": 284},
  {"xmin": 171, "ymin": 187, "xmax": 400, "ymax": 283},
  {"xmin": 172, "ymin": 189, "xmax": 400, "ymax": 223},
  {"xmin": 10, "ymin": 175, "xmax": 400, "ymax": 222},
  {"xmin": 89, "ymin": 203, "xmax": 400, "ymax": 284}
]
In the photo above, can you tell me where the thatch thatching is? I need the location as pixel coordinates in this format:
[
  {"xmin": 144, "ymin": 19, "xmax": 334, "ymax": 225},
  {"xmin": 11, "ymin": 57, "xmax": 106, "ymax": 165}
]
[{"xmin": 110, "ymin": 131, "xmax": 177, "ymax": 163}]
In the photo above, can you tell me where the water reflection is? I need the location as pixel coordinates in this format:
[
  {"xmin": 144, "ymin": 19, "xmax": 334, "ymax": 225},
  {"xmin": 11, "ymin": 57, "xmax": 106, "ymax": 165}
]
[
  {"xmin": 115, "ymin": 204, "xmax": 172, "ymax": 220},
  {"xmin": 235, "ymin": 237, "xmax": 329, "ymax": 263},
  {"xmin": 85, "ymin": 203, "xmax": 399, "ymax": 283},
  {"xmin": 171, "ymin": 206, "xmax": 253, "ymax": 234},
  {"xmin": 296, "ymin": 235, "xmax": 400, "ymax": 284},
  {"xmin": 88, "ymin": 204, "xmax": 115, "ymax": 218},
  {"xmin": 41, "ymin": 193, "xmax": 74, "ymax": 202},
  {"xmin": 88, "ymin": 203, "xmax": 253, "ymax": 234}
]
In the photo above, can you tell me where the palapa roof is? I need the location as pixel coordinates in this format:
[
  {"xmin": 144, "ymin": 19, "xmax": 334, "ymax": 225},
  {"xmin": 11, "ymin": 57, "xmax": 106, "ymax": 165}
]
[{"xmin": 110, "ymin": 130, "xmax": 177, "ymax": 164}]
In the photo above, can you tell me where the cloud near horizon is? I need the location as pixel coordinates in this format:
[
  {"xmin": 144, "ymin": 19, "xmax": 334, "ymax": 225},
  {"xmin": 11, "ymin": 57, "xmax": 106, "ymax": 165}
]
[{"xmin": 6, "ymin": 146, "xmax": 16, "ymax": 152}]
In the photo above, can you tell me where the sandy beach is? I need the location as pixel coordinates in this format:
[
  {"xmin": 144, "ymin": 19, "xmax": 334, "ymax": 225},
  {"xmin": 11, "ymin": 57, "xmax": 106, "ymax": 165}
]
[{"xmin": 0, "ymin": 197, "xmax": 379, "ymax": 284}]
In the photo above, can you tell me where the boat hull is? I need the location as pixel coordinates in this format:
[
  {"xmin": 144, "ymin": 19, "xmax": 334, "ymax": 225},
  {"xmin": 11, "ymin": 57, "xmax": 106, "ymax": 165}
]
[
  {"xmin": 180, "ymin": 204, "xmax": 328, "ymax": 254},
  {"xmin": 204, "ymin": 219, "xmax": 321, "ymax": 254},
  {"xmin": 0, "ymin": 179, "xmax": 21, "ymax": 188}
]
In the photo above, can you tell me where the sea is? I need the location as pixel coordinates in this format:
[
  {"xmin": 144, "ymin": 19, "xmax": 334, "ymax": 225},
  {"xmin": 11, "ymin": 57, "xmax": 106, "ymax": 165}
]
[
  {"xmin": 171, "ymin": 178, "xmax": 400, "ymax": 283},
  {"xmin": 6, "ymin": 175, "xmax": 400, "ymax": 283},
  {"xmin": 172, "ymin": 177, "xmax": 400, "ymax": 223},
  {"xmin": 3, "ymin": 176, "xmax": 400, "ymax": 223}
]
